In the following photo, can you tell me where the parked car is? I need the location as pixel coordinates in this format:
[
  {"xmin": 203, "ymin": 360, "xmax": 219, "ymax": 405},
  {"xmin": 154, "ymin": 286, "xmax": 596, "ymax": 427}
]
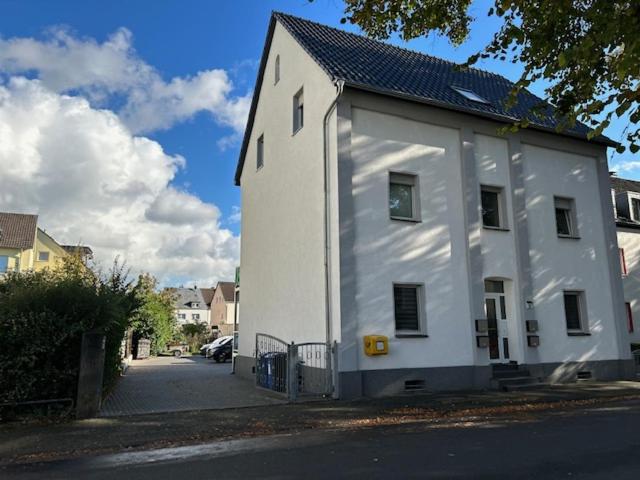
[
  {"xmin": 209, "ymin": 341, "xmax": 232, "ymax": 363},
  {"xmin": 166, "ymin": 343, "xmax": 189, "ymax": 357},
  {"xmin": 205, "ymin": 336, "xmax": 233, "ymax": 359}
]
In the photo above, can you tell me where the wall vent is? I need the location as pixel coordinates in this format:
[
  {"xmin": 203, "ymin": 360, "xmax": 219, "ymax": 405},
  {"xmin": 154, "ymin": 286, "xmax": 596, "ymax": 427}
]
[
  {"xmin": 577, "ymin": 371, "xmax": 592, "ymax": 381},
  {"xmin": 404, "ymin": 379, "xmax": 426, "ymax": 392}
]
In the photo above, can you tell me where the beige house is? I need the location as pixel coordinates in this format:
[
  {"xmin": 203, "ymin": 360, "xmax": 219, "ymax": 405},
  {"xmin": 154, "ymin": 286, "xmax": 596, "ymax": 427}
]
[
  {"xmin": 211, "ymin": 281, "xmax": 237, "ymax": 336},
  {"xmin": 0, "ymin": 212, "xmax": 91, "ymax": 274}
]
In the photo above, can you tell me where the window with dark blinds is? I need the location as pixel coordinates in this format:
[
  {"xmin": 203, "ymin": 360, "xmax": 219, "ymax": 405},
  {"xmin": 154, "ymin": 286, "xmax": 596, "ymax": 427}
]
[
  {"xmin": 563, "ymin": 292, "xmax": 582, "ymax": 331},
  {"xmin": 394, "ymin": 285, "xmax": 420, "ymax": 331}
]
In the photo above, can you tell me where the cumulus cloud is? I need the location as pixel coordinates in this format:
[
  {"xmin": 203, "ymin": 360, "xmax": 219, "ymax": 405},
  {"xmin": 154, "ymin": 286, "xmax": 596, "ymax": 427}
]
[
  {"xmin": 0, "ymin": 77, "xmax": 239, "ymax": 286},
  {"xmin": 0, "ymin": 27, "xmax": 250, "ymax": 135},
  {"xmin": 611, "ymin": 160, "xmax": 640, "ymax": 173}
]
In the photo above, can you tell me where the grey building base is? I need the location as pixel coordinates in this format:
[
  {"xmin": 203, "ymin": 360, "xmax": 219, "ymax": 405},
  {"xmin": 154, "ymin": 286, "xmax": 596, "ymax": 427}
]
[
  {"xmin": 337, "ymin": 359, "xmax": 636, "ymax": 400},
  {"xmin": 234, "ymin": 355, "xmax": 256, "ymax": 381},
  {"xmin": 338, "ymin": 365, "xmax": 493, "ymax": 400},
  {"xmin": 524, "ymin": 359, "xmax": 636, "ymax": 384}
]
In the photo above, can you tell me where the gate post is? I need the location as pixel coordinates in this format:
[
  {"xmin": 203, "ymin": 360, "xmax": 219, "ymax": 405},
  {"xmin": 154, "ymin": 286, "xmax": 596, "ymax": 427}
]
[
  {"xmin": 76, "ymin": 332, "xmax": 106, "ymax": 419},
  {"xmin": 287, "ymin": 343, "xmax": 298, "ymax": 402}
]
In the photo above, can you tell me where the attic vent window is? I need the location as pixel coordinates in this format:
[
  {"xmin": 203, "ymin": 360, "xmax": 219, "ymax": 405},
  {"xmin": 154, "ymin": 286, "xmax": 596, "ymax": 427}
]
[{"xmin": 451, "ymin": 86, "xmax": 489, "ymax": 104}]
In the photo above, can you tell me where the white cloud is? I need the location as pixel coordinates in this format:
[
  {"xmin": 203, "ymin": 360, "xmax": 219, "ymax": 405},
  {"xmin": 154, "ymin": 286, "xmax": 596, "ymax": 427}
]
[
  {"xmin": 0, "ymin": 27, "xmax": 250, "ymax": 135},
  {"xmin": 228, "ymin": 206, "xmax": 242, "ymax": 224},
  {"xmin": 0, "ymin": 77, "xmax": 239, "ymax": 286},
  {"xmin": 611, "ymin": 160, "xmax": 640, "ymax": 173}
]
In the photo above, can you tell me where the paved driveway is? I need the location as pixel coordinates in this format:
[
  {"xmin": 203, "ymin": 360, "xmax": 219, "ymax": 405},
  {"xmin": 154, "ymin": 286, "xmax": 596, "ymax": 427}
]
[{"xmin": 100, "ymin": 355, "xmax": 285, "ymax": 417}]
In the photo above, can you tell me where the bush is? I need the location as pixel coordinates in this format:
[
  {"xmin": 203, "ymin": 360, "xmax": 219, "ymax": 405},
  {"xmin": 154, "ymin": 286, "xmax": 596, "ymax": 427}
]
[
  {"xmin": 181, "ymin": 323, "xmax": 208, "ymax": 353},
  {"xmin": 0, "ymin": 256, "xmax": 135, "ymax": 414}
]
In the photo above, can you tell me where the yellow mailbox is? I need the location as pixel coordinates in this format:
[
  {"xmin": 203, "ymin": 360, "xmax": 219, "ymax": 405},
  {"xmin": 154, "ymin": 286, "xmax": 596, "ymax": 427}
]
[{"xmin": 364, "ymin": 335, "xmax": 388, "ymax": 356}]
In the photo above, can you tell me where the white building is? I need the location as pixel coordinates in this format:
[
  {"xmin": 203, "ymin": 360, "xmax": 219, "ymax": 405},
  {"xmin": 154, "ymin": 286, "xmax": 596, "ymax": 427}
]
[
  {"xmin": 173, "ymin": 287, "xmax": 210, "ymax": 327},
  {"xmin": 234, "ymin": 12, "xmax": 634, "ymax": 398},
  {"xmin": 611, "ymin": 176, "xmax": 640, "ymax": 348}
]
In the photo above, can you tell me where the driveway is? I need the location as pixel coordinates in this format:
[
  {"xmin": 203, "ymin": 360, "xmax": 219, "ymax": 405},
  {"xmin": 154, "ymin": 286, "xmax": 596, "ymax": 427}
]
[{"xmin": 100, "ymin": 355, "xmax": 285, "ymax": 417}]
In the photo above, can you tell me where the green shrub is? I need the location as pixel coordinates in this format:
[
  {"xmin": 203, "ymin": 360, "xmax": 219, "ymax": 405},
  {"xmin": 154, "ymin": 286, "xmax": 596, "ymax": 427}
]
[
  {"xmin": 130, "ymin": 274, "xmax": 176, "ymax": 356},
  {"xmin": 0, "ymin": 257, "xmax": 135, "ymax": 412}
]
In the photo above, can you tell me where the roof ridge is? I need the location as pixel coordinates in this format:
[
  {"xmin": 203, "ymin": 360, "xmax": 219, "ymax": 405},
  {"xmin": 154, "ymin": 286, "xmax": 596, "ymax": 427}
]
[{"xmin": 272, "ymin": 11, "xmax": 510, "ymax": 83}]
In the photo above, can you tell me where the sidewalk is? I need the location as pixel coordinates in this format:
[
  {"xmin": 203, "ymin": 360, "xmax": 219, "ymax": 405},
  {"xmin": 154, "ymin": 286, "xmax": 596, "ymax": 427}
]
[{"xmin": 1, "ymin": 381, "xmax": 639, "ymax": 466}]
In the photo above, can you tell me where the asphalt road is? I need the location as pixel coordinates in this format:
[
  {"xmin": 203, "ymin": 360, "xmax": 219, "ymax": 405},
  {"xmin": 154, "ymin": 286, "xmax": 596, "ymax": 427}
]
[{"xmin": 6, "ymin": 399, "xmax": 640, "ymax": 479}]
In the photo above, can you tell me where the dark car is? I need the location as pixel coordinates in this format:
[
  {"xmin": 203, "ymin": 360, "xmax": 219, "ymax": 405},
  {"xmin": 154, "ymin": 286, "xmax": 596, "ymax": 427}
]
[{"xmin": 210, "ymin": 341, "xmax": 232, "ymax": 363}]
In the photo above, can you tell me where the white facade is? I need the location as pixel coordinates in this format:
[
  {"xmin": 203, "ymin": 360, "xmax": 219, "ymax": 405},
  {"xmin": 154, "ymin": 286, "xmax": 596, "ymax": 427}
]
[{"xmin": 236, "ymin": 16, "xmax": 633, "ymax": 397}]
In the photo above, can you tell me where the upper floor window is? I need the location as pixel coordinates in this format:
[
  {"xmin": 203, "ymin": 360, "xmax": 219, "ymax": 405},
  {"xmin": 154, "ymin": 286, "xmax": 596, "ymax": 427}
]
[
  {"xmin": 632, "ymin": 197, "xmax": 640, "ymax": 221},
  {"xmin": 274, "ymin": 55, "xmax": 280, "ymax": 84},
  {"xmin": 626, "ymin": 302, "xmax": 634, "ymax": 333},
  {"xmin": 38, "ymin": 251, "xmax": 50, "ymax": 261},
  {"xmin": 177, "ymin": 313, "xmax": 186, "ymax": 320},
  {"xmin": 554, "ymin": 196, "xmax": 578, "ymax": 238},
  {"xmin": 192, "ymin": 313, "xmax": 200, "ymax": 320},
  {"xmin": 293, "ymin": 88, "xmax": 304, "ymax": 133},
  {"xmin": 389, "ymin": 172, "xmax": 420, "ymax": 221},
  {"xmin": 0, "ymin": 255, "xmax": 8, "ymax": 273},
  {"xmin": 563, "ymin": 291, "xmax": 588, "ymax": 334},
  {"xmin": 480, "ymin": 185, "xmax": 505, "ymax": 229},
  {"xmin": 257, "ymin": 134, "xmax": 264, "ymax": 170}
]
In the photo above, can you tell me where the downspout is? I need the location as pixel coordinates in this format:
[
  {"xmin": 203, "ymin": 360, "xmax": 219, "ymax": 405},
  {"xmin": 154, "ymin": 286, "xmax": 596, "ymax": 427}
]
[{"xmin": 323, "ymin": 80, "xmax": 345, "ymax": 350}]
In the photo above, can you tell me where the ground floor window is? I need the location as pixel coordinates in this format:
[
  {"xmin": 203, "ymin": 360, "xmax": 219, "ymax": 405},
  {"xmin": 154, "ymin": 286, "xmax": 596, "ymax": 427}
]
[
  {"xmin": 564, "ymin": 291, "xmax": 587, "ymax": 333},
  {"xmin": 393, "ymin": 284, "xmax": 424, "ymax": 334}
]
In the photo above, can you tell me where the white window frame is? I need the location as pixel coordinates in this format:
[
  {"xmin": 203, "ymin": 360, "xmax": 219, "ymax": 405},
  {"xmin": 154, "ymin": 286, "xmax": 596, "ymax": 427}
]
[
  {"xmin": 177, "ymin": 313, "xmax": 186, "ymax": 320},
  {"xmin": 38, "ymin": 251, "xmax": 50, "ymax": 262},
  {"xmin": 293, "ymin": 87, "xmax": 304, "ymax": 134},
  {"xmin": 630, "ymin": 195, "xmax": 640, "ymax": 221},
  {"xmin": 393, "ymin": 283, "xmax": 427, "ymax": 336},
  {"xmin": 389, "ymin": 172, "xmax": 421, "ymax": 222},
  {"xmin": 480, "ymin": 185, "xmax": 507, "ymax": 230},
  {"xmin": 554, "ymin": 196, "xmax": 579, "ymax": 238},
  {"xmin": 257, "ymin": 134, "xmax": 264, "ymax": 170},
  {"xmin": 192, "ymin": 313, "xmax": 200, "ymax": 321},
  {"xmin": 563, "ymin": 290, "xmax": 589, "ymax": 334}
]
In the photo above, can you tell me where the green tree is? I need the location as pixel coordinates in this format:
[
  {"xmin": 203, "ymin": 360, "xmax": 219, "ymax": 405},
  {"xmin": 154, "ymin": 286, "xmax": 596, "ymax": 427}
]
[
  {"xmin": 338, "ymin": 0, "xmax": 640, "ymax": 151},
  {"xmin": 130, "ymin": 274, "xmax": 176, "ymax": 356}
]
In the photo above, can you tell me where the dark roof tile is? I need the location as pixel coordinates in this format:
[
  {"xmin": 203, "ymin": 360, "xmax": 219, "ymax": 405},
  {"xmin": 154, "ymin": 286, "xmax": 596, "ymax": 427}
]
[
  {"xmin": 0, "ymin": 212, "xmax": 38, "ymax": 249},
  {"xmin": 235, "ymin": 12, "xmax": 613, "ymax": 185}
]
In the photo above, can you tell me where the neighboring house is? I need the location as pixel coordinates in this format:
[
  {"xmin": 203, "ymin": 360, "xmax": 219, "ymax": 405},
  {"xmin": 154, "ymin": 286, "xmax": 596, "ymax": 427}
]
[
  {"xmin": 610, "ymin": 175, "xmax": 640, "ymax": 348},
  {"xmin": 0, "ymin": 212, "xmax": 89, "ymax": 274},
  {"xmin": 211, "ymin": 281, "xmax": 238, "ymax": 336},
  {"xmin": 172, "ymin": 287, "xmax": 210, "ymax": 326},
  {"xmin": 234, "ymin": 13, "xmax": 633, "ymax": 398},
  {"xmin": 200, "ymin": 287, "xmax": 216, "ymax": 321}
]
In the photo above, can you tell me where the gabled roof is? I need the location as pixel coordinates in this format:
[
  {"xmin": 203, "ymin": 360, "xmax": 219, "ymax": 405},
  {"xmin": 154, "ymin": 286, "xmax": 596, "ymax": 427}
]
[
  {"xmin": 173, "ymin": 287, "xmax": 206, "ymax": 310},
  {"xmin": 235, "ymin": 12, "xmax": 614, "ymax": 185},
  {"xmin": 200, "ymin": 287, "xmax": 216, "ymax": 306},
  {"xmin": 611, "ymin": 176, "xmax": 640, "ymax": 195},
  {"xmin": 0, "ymin": 212, "xmax": 38, "ymax": 249},
  {"xmin": 215, "ymin": 281, "xmax": 236, "ymax": 302}
]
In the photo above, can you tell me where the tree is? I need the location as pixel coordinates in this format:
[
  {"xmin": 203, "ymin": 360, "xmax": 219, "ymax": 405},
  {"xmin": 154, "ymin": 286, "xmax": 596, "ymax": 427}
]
[
  {"xmin": 130, "ymin": 274, "xmax": 176, "ymax": 356},
  {"xmin": 181, "ymin": 323, "xmax": 208, "ymax": 353},
  {"xmin": 338, "ymin": 1, "xmax": 640, "ymax": 152}
]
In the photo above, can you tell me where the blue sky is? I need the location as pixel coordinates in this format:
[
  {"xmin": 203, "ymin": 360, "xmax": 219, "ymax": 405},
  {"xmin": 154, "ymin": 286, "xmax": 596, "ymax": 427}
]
[{"xmin": 0, "ymin": 0, "xmax": 636, "ymax": 285}]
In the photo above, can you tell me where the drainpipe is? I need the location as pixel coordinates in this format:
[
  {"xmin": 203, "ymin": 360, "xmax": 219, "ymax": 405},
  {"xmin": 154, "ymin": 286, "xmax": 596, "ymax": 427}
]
[{"xmin": 323, "ymin": 80, "xmax": 345, "ymax": 350}]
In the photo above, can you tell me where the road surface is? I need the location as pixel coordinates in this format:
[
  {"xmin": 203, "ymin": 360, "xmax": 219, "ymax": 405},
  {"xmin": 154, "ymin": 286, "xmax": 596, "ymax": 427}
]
[
  {"xmin": 100, "ymin": 354, "xmax": 284, "ymax": 416},
  {"xmin": 5, "ymin": 398, "xmax": 640, "ymax": 479}
]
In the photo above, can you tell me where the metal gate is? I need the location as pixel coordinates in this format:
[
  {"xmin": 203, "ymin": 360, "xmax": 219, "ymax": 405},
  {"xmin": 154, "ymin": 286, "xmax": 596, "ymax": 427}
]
[{"xmin": 255, "ymin": 334, "xmax": 332, "ymax": 400}]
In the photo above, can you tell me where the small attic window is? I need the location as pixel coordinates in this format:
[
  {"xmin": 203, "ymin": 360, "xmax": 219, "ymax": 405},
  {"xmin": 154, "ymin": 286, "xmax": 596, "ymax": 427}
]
[
  {"xmin": 275, "ymin": 55, "xmax": 280, "ymax": 84},
  {"xmin": 451, "ymin": 86, "xmax": 489, "ymax": 104}
]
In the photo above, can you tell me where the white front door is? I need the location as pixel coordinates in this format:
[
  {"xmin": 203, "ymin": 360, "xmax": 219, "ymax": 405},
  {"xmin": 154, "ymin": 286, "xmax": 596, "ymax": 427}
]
[{"xmin": 484, "ymin": 280, "xmax": 510, "ymax": 362}]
